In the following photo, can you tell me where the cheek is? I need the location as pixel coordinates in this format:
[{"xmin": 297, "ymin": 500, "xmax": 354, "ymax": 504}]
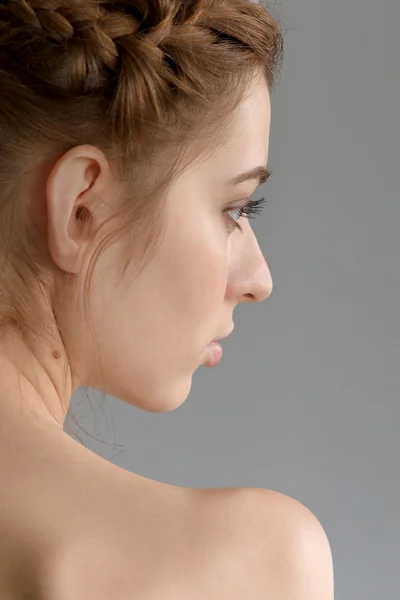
[
  {"xmin": 168, "ymin": 224, "xmax": 228, "ymax": 312},
  {"xmin": 59, "ymin": 220, "xmax": 230, "ymax": 405},
  {"xmin": 161, "ymin": 189, "xmax": 230, "ymax": 314}
]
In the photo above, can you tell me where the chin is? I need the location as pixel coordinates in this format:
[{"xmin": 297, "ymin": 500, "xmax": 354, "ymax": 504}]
[{"xmin": 114, "ymin": 373, "xmax": 194, "ymax": 413}]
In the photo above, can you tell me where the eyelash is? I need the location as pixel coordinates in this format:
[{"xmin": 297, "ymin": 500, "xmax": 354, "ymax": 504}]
[{"xmin": 225, "ymin": 196, "xmax": 268, "ymax": 233}]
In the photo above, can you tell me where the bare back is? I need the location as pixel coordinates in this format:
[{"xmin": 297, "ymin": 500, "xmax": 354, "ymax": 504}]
[{"xmin": 0, "ymin": 425, "xmax": 279, "ymax": 600}]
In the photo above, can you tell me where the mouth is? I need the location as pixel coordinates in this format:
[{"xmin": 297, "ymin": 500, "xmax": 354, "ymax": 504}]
[{"xmin": 205, "ymin": 339, "xmax": 224, "ymax": 367}]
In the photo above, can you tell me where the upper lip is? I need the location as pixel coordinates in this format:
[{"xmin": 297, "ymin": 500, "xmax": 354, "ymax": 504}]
[{"xmin": 212, "ymin": 325, "xmax": 234, "ymax": 342}]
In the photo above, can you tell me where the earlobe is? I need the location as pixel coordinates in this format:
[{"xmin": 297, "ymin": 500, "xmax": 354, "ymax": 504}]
[{"xmin": 45, "ymin": 146, "xmax": 106, "ymax": 275}]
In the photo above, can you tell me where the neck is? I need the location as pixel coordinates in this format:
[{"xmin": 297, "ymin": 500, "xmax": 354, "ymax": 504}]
[{"xmin": 0, "ymin": 328, "xmax": 74, "ymax": 434}]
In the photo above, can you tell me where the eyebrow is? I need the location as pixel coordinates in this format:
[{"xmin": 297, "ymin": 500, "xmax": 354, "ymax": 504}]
[{"xmin": 230, "ymin": 166, "xmax": 271, "ymax": 186}]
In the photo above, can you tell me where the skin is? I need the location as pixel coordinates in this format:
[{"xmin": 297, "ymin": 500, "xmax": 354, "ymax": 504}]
[
  {"xmin": 0, "ymin": 70, "xmax": 272, "ymax": 433},
  {"xmin": 0, "ymin": 71, "xmax": 335, "ymax": 599}
]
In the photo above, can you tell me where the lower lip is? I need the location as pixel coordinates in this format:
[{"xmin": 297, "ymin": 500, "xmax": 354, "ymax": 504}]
[{"xmin": 205, "ymin": 341, "xmax": 223, "ymax": 367}]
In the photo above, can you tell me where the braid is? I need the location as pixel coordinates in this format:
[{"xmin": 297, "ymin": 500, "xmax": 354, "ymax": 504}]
[
  {"xmin": 3, "ymin": 0, "xmax": 76, "ymax": 42},
  {"xmin": 0, "ymin": 0, "xmax": 283, "ymax": 156},
  {"xmin": 0, "ymin": 0, "xmax": 143, "ymax": 93}
]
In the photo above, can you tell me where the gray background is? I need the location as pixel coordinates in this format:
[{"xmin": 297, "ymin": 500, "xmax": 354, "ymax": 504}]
[{"xmin": 66, "ymin": 1, "xmax": 400, "ymax": 598}]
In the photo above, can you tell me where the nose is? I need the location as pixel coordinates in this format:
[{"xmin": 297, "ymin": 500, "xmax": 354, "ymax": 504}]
[
  {"xmin": 226, "ymin": 221, "xmax": 273, "ymax": 304},
  {"xmin": 241, "ymin": 261, "xmax": 273, "ymax": 303}
]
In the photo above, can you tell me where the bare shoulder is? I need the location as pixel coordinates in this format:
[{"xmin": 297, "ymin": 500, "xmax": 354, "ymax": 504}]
[
  {"xmin": 11, "ymin": 473, "xmax": 333, "ymax": 600},
  {"xmin": 253, "ymin": 488, "xmax": 334, "ymax": 599},
  {"xmin": 46, "ymin": 484, "xmax": 334, "ymax": 600},
  {"xmin": 194, "ymin": 485, "xmax": 332, "ymax": 549},
  {"xmin": 193, "ymin": 486, "xmax": 335, "ymax": 599}
]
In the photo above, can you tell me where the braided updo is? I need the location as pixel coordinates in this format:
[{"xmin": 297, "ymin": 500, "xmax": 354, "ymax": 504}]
[{"xmin": 0, "ymin": 0, "xmax": 283, "ymax": 344}]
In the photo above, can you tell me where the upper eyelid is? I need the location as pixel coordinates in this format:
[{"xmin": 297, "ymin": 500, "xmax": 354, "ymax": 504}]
[{"xmin": 221, "ymin": 183, "xmax": 260, "ymax": 208}]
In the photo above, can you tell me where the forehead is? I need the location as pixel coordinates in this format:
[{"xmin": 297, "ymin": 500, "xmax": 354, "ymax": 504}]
[
  {"xmin": 204, "ymin": 76, "xmax": 271, "ymax": 182},
  {"xmin": 225, "ymin": 77, "xmax": 271, "ymax": 153},
  {"xmin": 174, "ymin": 74, "xmax": 271, "ymax": 188}
]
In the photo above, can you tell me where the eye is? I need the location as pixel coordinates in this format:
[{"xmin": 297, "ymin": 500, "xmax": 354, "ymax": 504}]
[{"xmin": 224, "ymin": 196, "xmax": 268, "ymax": 233}]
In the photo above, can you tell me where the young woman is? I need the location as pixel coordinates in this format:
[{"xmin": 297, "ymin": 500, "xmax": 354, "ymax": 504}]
[{"xmin": 0, "ymin": 0, "xmax": 334, "ymax": 598}]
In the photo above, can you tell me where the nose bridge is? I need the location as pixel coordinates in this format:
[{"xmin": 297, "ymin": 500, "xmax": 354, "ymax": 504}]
[{"xmin": 227, "ymin": 221, "xmax": 273, "ymax": 303}]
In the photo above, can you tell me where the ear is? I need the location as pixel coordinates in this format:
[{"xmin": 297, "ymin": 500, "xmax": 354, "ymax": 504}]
[{"xmin": 46, "ymin": 145, "xmax": 112, "ymax": 274}]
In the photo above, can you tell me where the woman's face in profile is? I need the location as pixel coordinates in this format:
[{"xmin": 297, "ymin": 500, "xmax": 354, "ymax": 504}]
[{"xmin": 56, "ymin": 71, "xmax": 273, "ymax": 414}]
